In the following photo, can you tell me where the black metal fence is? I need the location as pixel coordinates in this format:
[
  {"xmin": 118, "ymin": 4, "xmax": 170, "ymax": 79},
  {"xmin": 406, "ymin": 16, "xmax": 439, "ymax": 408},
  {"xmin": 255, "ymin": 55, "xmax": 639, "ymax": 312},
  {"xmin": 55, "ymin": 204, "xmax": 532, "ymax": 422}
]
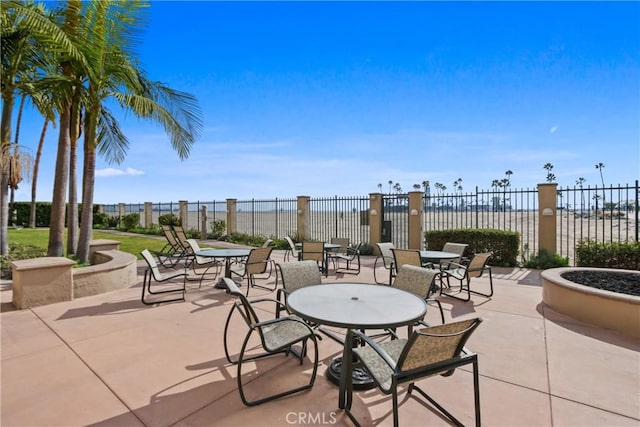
[{"xmin": 101, "ymin": 181, "xmax": 638, "ymax": 265}]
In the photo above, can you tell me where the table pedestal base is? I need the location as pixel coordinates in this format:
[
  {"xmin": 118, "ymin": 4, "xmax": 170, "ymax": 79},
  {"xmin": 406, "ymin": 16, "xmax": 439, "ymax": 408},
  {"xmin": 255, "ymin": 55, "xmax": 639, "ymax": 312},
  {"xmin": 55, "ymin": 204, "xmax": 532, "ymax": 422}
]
[
  {"xmin": 326, "ymin": 357, "xmax": 376, "ymax": 390},
  {"xmin": 215, "ymin": 278, "xmax": 243, "ymax": 289}
]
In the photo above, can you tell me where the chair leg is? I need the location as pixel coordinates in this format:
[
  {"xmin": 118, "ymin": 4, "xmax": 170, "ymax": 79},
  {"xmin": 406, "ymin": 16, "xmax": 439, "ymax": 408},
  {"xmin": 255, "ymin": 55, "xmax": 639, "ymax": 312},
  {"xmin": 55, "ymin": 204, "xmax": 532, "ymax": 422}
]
[
  {"xmin": 468, "ymin": 268, "xmax": 494, "ymax": 298},
  {"xmin": 141, "ymin": 270, "xmax": 186, "ymax": 305},
  {"xmin": 473, "ymin": 358, "xmax": 481, "ymax": 427}
]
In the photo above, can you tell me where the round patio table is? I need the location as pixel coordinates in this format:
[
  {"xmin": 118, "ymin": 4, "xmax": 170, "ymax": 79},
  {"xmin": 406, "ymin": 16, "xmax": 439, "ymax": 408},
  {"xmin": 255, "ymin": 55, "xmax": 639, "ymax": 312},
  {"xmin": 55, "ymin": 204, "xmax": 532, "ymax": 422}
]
[
  {"xmin": 196, "ymin": 248, "xmax": 250, "ymax": 289},
  {"xmin": 420, "ymin": 250, "xmax": 460, "ymax": 263},
  {"xmin": 286, "ymin": 283, "xmax": 426, "ymax": 406}
]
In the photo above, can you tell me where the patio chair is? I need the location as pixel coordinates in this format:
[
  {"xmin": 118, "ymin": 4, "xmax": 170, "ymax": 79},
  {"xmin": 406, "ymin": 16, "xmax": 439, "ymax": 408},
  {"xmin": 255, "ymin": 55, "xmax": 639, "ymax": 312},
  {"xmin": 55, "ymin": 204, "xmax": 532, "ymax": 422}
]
[
  {"xmin": 347, "ymin": 318, "xmax": 483, "ymax": 427},
  {"xmin": 229, "ymin": 247, "xmax": 274, "ymax": 295},
  {"xmin": 140, "ymin": 249, "xmax": 187, "ymax": 305},
  {"xmin": 438, "ymin": 242, "xmax": 469, "ymax": 270},
  {"xmin": 155, "ymin": 224, "xmax": 187, "ymax": 267},
  {"xmin": 283, "ymin": 236, "xmax": 300, "ymax": 262},
  {"xmin": 393, "ymin": 265, "xmax": 445, "ymax": 325},
  {"xmin": 222, "ymin": 278, "xmax": 319, "ymax": 407},
  {"xmin": 255, "ymin": 239, "xmax": 277, "ymax": 282},
  {"xmin": 301, "ymin": 241, "xmax": 326, "ymax": 276},
  {"xmin": 328, "ymin": 242, "xmax": 362, "ymax": 275},
  {"xmin": 374, "ymin": 242, "xmax": 396, "ymax": 285},
  {"xmin": 184, "ymin": 239, "xmax": 222, "ymax": 288},
  {"xmin": 440, "ymin": 252, "xmax": 494, "ymax": 301},
  {"xmin": 391, "ymin": 248, "xmax": 424, "ymax": 282},
  {"xmin": 275, "ymin": 261, "xmax": 322, "ymax": 318}
]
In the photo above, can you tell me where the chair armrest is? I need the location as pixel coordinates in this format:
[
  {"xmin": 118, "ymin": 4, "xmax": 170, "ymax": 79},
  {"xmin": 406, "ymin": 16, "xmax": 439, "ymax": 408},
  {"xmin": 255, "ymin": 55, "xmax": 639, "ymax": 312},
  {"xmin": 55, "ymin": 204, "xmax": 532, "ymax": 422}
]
[{"xmin": 351, "ymin": 330, "xmax": 398, "ymax": 370}]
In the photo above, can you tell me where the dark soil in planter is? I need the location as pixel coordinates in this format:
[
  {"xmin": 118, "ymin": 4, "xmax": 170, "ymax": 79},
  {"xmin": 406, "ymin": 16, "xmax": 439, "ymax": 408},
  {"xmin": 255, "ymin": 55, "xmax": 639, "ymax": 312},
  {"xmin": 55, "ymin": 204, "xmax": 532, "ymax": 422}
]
[{"xmin": 561, "ymin": 270, "xmax": 640, "ymax": 297}]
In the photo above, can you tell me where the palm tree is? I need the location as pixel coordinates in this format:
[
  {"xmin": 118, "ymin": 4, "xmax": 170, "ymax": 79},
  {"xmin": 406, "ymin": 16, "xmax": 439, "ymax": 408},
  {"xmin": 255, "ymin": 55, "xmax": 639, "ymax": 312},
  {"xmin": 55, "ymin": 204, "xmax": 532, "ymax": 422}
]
[
  {"xmin": 595, "ymin": 162, "xmax": 606, "ymax": 205},
  {"xmin": 576, "ymin": 177, "xmax": 586, "ymax": 211},
  {"xmin": 377, "ymin": 183, "xmax": 382, "ymax": 192},
  {"xmin": 505, "ymin": 170, "xmax": 513, "ymax": 187},
  {"xmin": 388, "ymin": 180, "xmax": 393, "ymax": 194},
  {"xmin": 75, "ymin": 1, "xmax": 203, "ymax": 263},
  {"xmin": 543, "ymin": 163, "xmax": 555, "ymax": 183},
  {"xmin": 1, "ymin": 0, "xmax": 84, "ymax": 255}
]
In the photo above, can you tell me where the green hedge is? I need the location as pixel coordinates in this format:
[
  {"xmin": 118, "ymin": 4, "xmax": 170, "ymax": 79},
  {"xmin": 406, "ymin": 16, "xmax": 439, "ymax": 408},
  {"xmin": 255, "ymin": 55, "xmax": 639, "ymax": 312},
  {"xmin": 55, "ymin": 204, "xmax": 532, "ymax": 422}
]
[
  {"xmin": 575, "ymin": 240, "xmax": 640, "ymax": 270},
  {"xmin": 424, "ymin": 228, "xmax": 519, "ymax": 267},
  {"xmin": 10, "ymin": 202, "xmax": 104, "ymax": 228}
]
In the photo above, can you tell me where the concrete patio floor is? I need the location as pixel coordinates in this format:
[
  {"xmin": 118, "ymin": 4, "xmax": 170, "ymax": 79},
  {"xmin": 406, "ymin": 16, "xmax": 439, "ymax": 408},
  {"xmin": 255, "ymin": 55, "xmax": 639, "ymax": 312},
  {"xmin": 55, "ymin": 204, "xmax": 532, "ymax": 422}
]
[{"xmin": 1, "ymin": 246, "xmax": 639, "ymax": 427}]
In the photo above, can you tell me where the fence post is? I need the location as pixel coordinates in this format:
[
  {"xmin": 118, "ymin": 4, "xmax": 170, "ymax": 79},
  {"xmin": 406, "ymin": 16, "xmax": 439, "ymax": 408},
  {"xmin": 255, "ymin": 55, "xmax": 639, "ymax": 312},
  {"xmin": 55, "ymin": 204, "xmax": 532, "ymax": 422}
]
[
  {"xmin": 369, "ymin": 193, "xmax": 383, "ymax": 251},
  {"xmin": 226, "ymin": 199, "xmax": 237, "ymax": 236},
  {"xmin": 297, "ymin": 196, "xmax": 310, "ymax": 240},
  {"xmin": 118, "ymin": 203, "xmax": 125, "ymax": 226},
  {"xmin": 200, "ymin": 206, "xmax": 208, "ymax": 239},
  {"xmin": 144, "ymin": 202, "xmax": 152, "ymax": 227},
  {"xmin": 538, "ymin": 183, "xmax": 558, "ymax": 255},
  {"xmin": 408, "ymin": 191, "xmax": 424, "ymax": 250},
  {"xmin": 179, "ymin": 201, "xmax": 188, "ymax": 229}
]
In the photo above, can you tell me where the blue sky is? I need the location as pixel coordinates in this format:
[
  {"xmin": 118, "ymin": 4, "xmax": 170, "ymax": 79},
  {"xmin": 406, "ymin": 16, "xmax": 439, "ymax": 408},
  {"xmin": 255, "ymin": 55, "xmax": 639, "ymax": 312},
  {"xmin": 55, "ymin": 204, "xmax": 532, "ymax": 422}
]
[{"xmin": 14, "ymin": 1, "xmax": 640, "ymax": 204}]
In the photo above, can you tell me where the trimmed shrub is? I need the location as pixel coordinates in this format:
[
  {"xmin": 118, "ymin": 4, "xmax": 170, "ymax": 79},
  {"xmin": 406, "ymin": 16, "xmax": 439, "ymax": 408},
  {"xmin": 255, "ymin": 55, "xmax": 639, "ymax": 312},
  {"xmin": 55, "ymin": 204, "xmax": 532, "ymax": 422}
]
[
  {"xmin": 575, "ymin": 240, "xmax": 640, "ymax": 270},
  {"xmin": 424, "ymin": 228, "xmax": 519, "ymax": 267},
  {"xmin": 523, "ymin": 249, "xmax": 569, "ymax": 269},
  {"xmin": 158, "ymin": 214, "xmax": 180, "ymax": 226},
  {"xmin": 120, "ymin": 213, "xmax": 140, "ymax": 231}
]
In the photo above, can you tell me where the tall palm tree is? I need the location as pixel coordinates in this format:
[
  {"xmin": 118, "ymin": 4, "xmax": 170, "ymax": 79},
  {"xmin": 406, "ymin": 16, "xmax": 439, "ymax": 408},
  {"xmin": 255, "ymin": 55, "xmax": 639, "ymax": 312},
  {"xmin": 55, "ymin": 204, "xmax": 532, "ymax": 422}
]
[
  {"xmin": 595, "ymin": 162, "xmax": 606, "ymax": 205},
  {"xmin": 76, "ymin": 1, "xmax": 203, "ymax": 263},
  {"xmin": 1, "ymin": 0, "xmax": 84, "ymax": 255}
]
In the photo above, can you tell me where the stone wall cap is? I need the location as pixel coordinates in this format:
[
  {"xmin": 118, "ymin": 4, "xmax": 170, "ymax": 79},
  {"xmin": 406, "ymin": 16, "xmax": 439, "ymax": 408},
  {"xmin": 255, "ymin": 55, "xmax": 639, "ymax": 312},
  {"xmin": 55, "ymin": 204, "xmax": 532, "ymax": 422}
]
[{"xmin": 10, "ymin": 257, "xmax": 76, "ymax": 270}]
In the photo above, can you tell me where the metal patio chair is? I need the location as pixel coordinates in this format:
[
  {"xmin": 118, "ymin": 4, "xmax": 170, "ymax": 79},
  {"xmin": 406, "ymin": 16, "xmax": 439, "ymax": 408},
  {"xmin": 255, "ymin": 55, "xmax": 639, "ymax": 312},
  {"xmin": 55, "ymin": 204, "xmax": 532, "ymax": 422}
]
[
  {"xmin": 374, "ymin": 242, "xmax": 396, "ymax": 285},
  {"xmin": 140, "ymin": 249, "xmax": 187, "ymax": 305},
  {"xmin": 441, "ymin": 252, "xmax": 494, "ymax": 301},
  {"xmin": 346, "ymin": 318, "xmax": 483, "ymax": 427},
  {"xmin": 229, "ymin": 246, "xmax": 274, "ymax": 295},
  {"xmin": 222, "ymin": 278, "xmax": 319, "ymax": 407}
]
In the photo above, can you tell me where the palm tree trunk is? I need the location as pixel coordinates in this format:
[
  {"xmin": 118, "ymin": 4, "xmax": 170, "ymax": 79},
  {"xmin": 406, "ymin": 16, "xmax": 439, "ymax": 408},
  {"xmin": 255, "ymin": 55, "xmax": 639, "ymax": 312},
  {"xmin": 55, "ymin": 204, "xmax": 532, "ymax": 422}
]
[
  {"xmin": 8, "ymin": 96, "xmax": 25, "ymax": 224},
  {"xmin": 66, "ymin": 99, "xmax": 81, "ymax": 256},
  {"xmin": 30, "ymin": 120, "xmax": 48, "ymax": 228},
  {"xmin": 48, "ymin": 107, "xmax": 71, "ymax": 257},
  {"xmin": 0, "ymin": 94, "xmax": 14, "ymax": 255}
]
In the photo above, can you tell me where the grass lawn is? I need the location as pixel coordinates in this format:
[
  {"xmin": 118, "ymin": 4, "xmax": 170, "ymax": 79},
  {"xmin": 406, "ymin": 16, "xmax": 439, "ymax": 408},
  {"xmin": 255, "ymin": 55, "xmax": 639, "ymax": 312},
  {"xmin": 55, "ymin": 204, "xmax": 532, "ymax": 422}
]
[{"xmin": 7, "ymin": 228, "xmax": 168, "ymax": 259}]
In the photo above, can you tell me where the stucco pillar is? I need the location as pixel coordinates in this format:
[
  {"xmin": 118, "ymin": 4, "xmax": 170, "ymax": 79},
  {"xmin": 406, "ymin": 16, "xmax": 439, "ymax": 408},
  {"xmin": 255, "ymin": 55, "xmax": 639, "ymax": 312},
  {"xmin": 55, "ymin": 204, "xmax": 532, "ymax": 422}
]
[
  {"xmin": 144, "ymin": 202, "xmax": 152, "ymax": 227},
  {"xmin": 200, "ymin": 206, "xmax": 208, "ymax": 239},
  {"xmin": 296, "ymin": 196, "xmax": 310, "ymax": 240},
  {"xmin": 179, "ymin": 200, "xmax": 188, "ymax": 229},
  {"xmin": 226, "ymin": 199, "xmax": 237, "ymax": 236},
  {"xmin": 118, "ymin": 203, "xmax": 125, "ymax": 225},
  {"xmin": 538, "ymin": 183, "xmax": 558, "ymax": 255},
  {"xmin": 408, "ymin": 191, "xmax": 424, "ymax": 250},
  {"xmin": 369, "ymin": 193, "xmax": 383, "ymax": 254}
]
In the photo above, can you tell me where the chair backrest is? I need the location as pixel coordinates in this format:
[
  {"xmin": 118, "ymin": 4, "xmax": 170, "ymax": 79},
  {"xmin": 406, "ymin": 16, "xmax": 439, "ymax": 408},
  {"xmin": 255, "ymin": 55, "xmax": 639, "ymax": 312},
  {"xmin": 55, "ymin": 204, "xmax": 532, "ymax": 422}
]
[
  {"xmin": 346, "ymin": 242, "xmax": 363, "ymax": 259},
  {"xmin": 141, "ymin": 249, "xmax": 163, "ymax": 280},
  {"xmin": 393, "ymin": 265, "xmax": 439, "ymax": 299},
  {"xmin": 172, "ymin": 225, "xmax": 191, "ymax": 252},
  {"xmin": 467, "ymin": 253, "xmax": 492, "ymax": 278},
  {"xmin": 185, "ymin": 238, "xmax": 201, "ymax": 253},
  {"xmin": 442, "ymin": 242, "xmax": 468, "ymax": 263},
  {"xmin": 376, "ymin": 242, "xmax": 395, "ymax": 268},
  {"xmin": 246, "ymin": 247, "xmax": 273, "ymax": 275},
  {"xmin": 262, "ymin": 239, "xmax": 273, "ymax": 248},
  {"xmin": 284, "ymin": 236, "xmax": 299, "ymax": 257},
  {"xmin": 278, "ymin": 261, "xmax": 322, "ymax": 292},
  {"xmin": 223, "ymin": 278, "xmax": 260, "ymax": 326},
  {"xmin": 392, "ymin": 248, "xmax": 422, "ymax": 270},
  {"xmin": 398, "ymin": 317, "xmax": 482, "ymax": 373},
  {"xmin": 330, "ymin": 237, "xmax": 350, "ymax": 253},
  {"xmin": 301, "ymin": 241, "xmax": 324, "ymax": 263},
  {"xmin": 161, "ymin": 224, "xmax": 181, "ymax": 248}
]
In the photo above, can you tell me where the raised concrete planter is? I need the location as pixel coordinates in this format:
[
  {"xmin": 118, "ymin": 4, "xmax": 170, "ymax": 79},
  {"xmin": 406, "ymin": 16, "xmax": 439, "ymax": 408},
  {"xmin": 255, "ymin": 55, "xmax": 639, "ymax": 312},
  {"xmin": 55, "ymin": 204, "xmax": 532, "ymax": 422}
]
[
  {"xmin": 88, "ymin": 239, "xmax": 120, "ymax": 263},
  {"xmin": 10, "ymin": 240, "xmax": 138, "ymax": 309},
  {"xmin": 541, "ymin": 267, "xmax": 640, "ymax": 337},
  {"xmin": 11, "ymin": 257, "xmax": 76, "ymax": 309},
  {"xmin": 73, "ymin": 250, "xmax": 138, "ymax": 298}
]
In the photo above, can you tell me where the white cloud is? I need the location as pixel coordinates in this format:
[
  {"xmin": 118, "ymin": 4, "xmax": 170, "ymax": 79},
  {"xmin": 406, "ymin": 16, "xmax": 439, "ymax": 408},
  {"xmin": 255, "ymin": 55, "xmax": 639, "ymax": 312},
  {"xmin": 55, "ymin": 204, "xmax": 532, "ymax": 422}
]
[
  {"xmin": 550, "ymin": 125, "xmax": 559, "ymax": 134},
  {"xmin": 96, "ymin": 167, "xmax": 144, "ymax": 177}
]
